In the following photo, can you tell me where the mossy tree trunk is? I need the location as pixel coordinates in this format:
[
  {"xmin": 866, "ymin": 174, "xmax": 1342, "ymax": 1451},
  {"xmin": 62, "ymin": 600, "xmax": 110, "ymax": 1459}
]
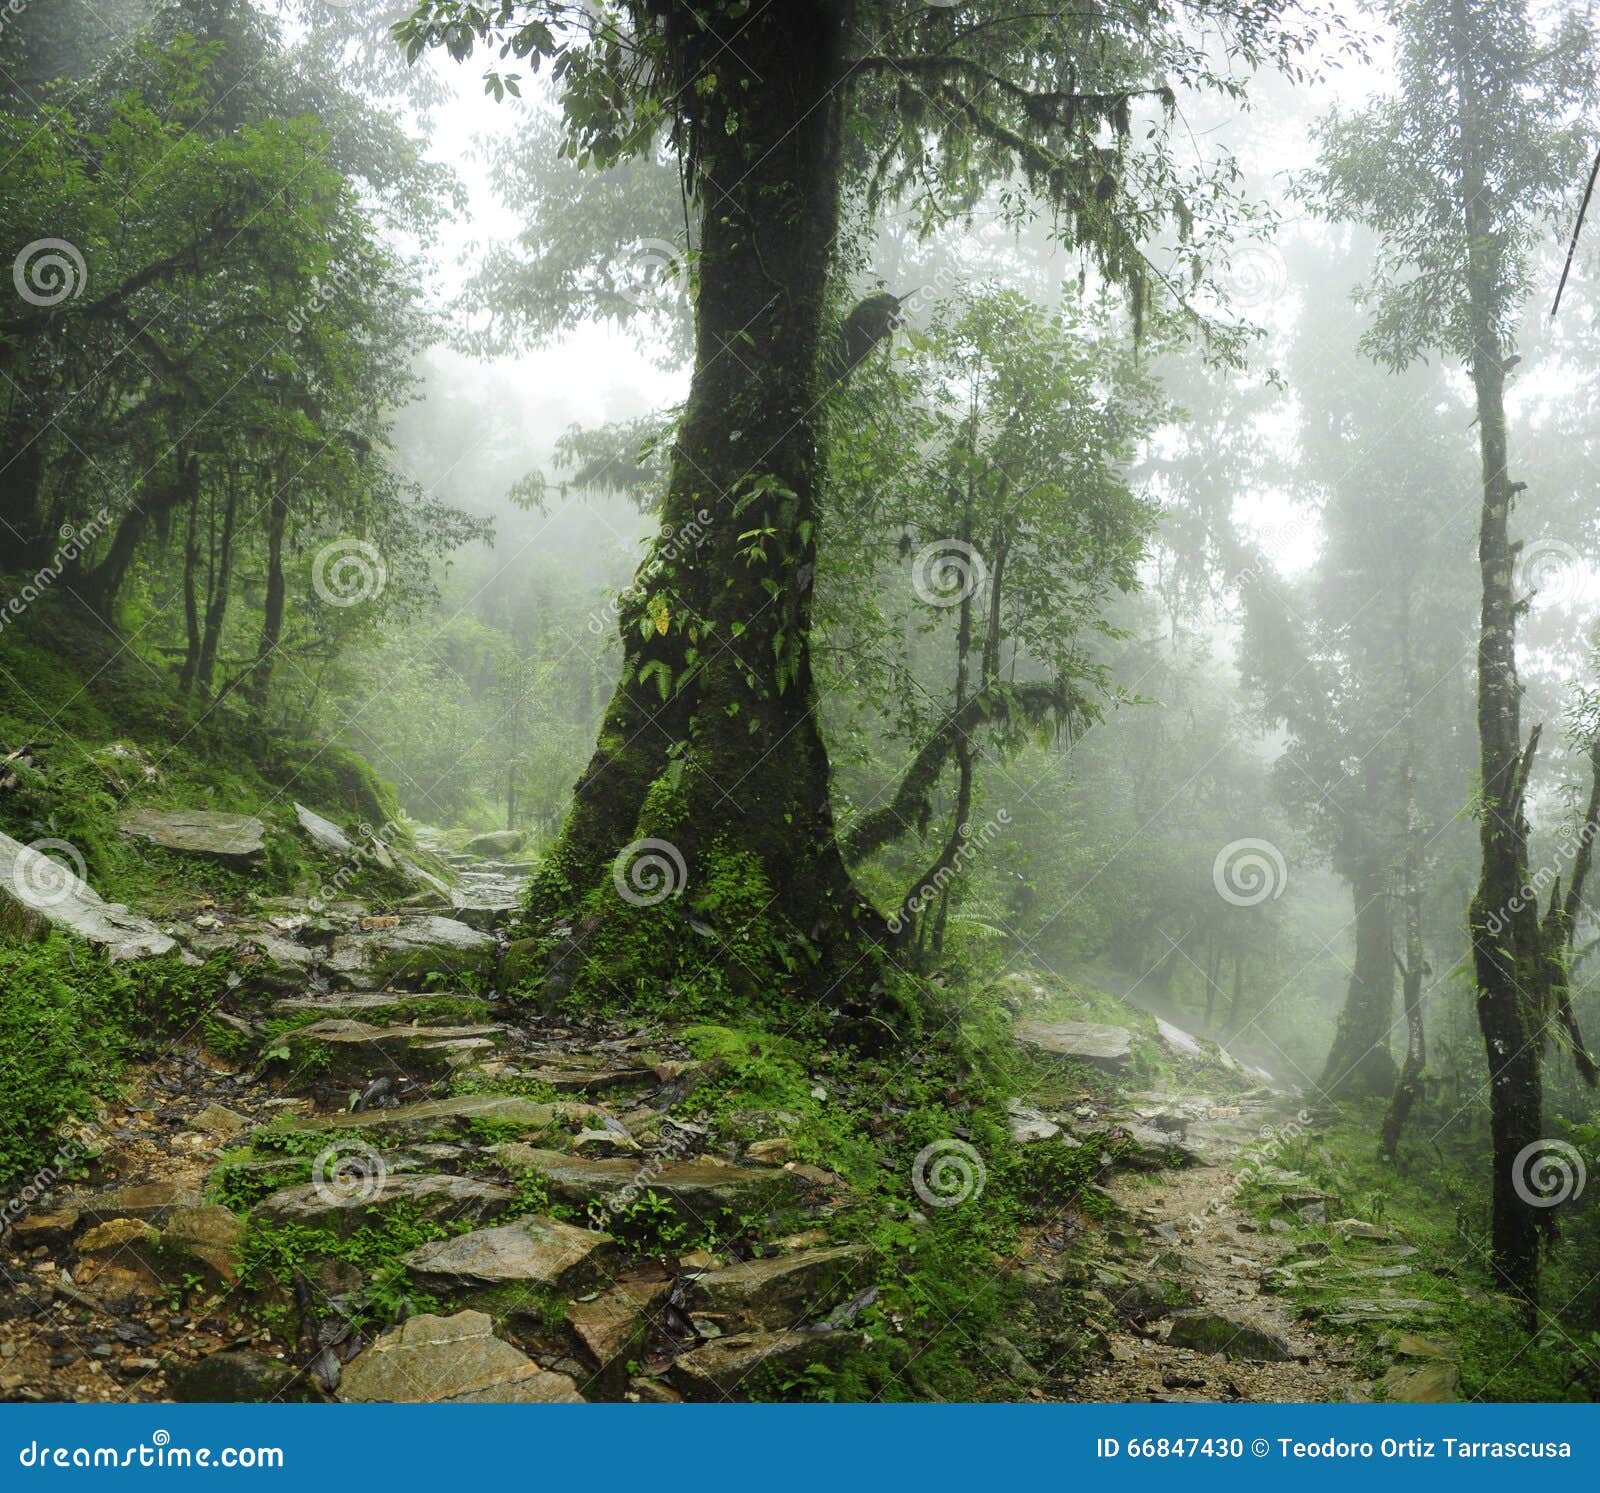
[{"xmin": 533, "ymin": 2, "xmax": 878, "ymax": 995}]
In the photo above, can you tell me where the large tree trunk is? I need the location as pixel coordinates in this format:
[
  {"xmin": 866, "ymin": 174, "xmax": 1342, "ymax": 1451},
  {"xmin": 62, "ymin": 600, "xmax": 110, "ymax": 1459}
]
[
  {"xmin": 1320, "ymin": 857, "xmax": 1397, "ymax": 1098},
  {"xmin": 531, "ymin": 2, "xmax": 876, "ymax": 999}
]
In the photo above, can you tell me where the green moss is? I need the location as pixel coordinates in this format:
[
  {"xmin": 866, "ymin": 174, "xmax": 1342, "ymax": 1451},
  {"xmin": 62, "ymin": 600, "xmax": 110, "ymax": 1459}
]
[{"xmin": 0, "ymin": 939, "xmax": 235, "ymax": 1193}]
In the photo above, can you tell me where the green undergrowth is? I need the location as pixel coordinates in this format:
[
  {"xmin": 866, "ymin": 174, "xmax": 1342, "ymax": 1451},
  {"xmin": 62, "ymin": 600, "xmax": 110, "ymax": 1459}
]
[
  {"xmin": 0, "ymin": 938, "xmax": 235, "ymax": 1192},
  {"xmin": 0, "ymin": 615, "xmax": 411, "ymax": 910},
  {"xmin": 237, "ymin": 1210, "xmax": 450, "ymax": 1334},
  {"xmin": 1234, "ymin": 1101, "xmax": 1591, "ymax": 1401},
  {"xmin": 1000, "ymin": 969, "xmax": 1254, "ymax": 1097},
  {"xmin": 522, "ymin": 835, "xmax": 899, "ymax": 1036},
  {"xmin": 641, "ymin": 971, "xmax": 1123, "ymax": 1399}
]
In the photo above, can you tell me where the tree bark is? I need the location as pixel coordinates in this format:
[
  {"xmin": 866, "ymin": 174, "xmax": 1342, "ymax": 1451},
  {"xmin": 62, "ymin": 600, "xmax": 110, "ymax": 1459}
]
[
  {"xmin": 1382, "ymin": 768, "xmax": 1428, "ymax": 1158},
  {"xmin": 1451, "ymin": 0, "xmax": 1545, "ymax": 1312},
  {"xmin": 531, "ymin": 2, "xmax": 877, "ymax": 992},
  {"xmin": 244, "ymin": 476, "xmax": 287, "ymax": 718},
  {"xmin": 1320, "ymin": 857, "xmax": 1397, "ymax": 1097},
  {"xmin": 193, "ymin": 466, "xmax": 239, "ymax": 698}
]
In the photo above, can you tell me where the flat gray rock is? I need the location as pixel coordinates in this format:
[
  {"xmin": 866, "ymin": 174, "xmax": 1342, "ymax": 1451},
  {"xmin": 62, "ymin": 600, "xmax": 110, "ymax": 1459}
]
[
  {"xmin": 273, "ymin": 1017, "xmax": 505, "ymax": 1083},
  {"xmin": 293, "ymin": 802, "xmax": 354, "ymax": 855},
  {"xmin": 689, "ymin": 1245, "xmax": 873, "ymax": 1332},
  {"xmin": 79, "ymin": 1181, "xmax": 205, "ymax": 1225},
  {"xmin": 666, "ymin": 1329, "xmax": 856, "ymax": 1400},
  {"xmin": 497, "ymin": 1145, "xmax": 801, "ymax": 1226},
  {"xmin": 1006, "ymin": 1099, "xmax": 1062, "ymax": 1143},
  {"xmin": 118, "ymin": 807, "xmax": 265, "ymax": 861},
  {"xmin": 405, "ymin": 1215, "xmax": 618, "ymax": 1296},
  {"xmin": 250, "ymin": 1173, "xmax": 517, "ymax": 1238},
  {"xmin": 268, "ymin": 1092, "xmax": 589, "ymax": 1142},
  {"xmin": 1014, "ymin": 1019, "xmax": 1133, "ymax": 1071},
  {"xmin": 271, "ymin": 991, "xmax": 489, "ymax": 1019},
  {"xmin": 339, "ymin": 1310, "xmax": 581, "ymax": 1403},
  {"xmin": 1154, "ymin": 1017, "xmax": 1205, "ymax": 1060},
  {"xmin": 462, "ymin": 830, "xmax": 524, "ymax": 857},
  {"xmin": 0, "ymin": 830, "xmax": 176, "ymax": 960},
  {"xmin": 1165, "ymin": 1311, "xmax": 1293, "ymax": 1361},
  {"xmin": 324, "ymin": 915, "xmax": 496, "ymax": 989}
]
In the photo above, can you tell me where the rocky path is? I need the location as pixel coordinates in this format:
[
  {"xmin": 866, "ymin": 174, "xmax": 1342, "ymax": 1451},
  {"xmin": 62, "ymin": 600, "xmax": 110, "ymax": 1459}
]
[
  {"xmin": 0, "ymin": 832, "xmax": 881, "ymax": 1404},
  {"xmin": 0, "ymin": 831, "xmax": 1474, "ymax": 1405},
  {"xmin": 1054, "ymin": 1093, "xmax": 1469, "ymax": 1404}
]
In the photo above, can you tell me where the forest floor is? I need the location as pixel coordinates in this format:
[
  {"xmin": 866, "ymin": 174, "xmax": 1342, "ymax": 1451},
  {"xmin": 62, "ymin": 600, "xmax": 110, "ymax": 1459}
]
[{"xmin": 0, "ymin": 836, "xmax": 1508, "ymax": 1405}]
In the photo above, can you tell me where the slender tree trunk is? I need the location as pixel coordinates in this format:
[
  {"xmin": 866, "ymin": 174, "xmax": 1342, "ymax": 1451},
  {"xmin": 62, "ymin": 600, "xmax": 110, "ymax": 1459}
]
[
  {"xmin": 532, "ymin": 3, "xmax": 877, "ymax": 1000},
  {"xmin": 1383, "ymin": 585, "xmax": 1428, "ymax": 1157},
  {"xmin": 180, "ymin": 486, "xmax": 201, "ymax": 695},
  {"xmin": 1227, "ymin": 943, "xmax": 1247, "ymax": 1030},
  {"xmin": 194, "ymin": 467, "xmax": 239, "ymax": 697},
  {"xmin": 1204, "ymin": 939, "xmax": 1222, "ymax": 1032},
  {"xmin": 1382, "ymin": 777, "xmax": 1428, "ymax": 1158},
  {"xmin": 244, "ymin": 478, "xmax": 287, "ymax": 718},
  {"xmin": 1451, "ymin": 0, "xmax": 1544, "ymax": 1311}
]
